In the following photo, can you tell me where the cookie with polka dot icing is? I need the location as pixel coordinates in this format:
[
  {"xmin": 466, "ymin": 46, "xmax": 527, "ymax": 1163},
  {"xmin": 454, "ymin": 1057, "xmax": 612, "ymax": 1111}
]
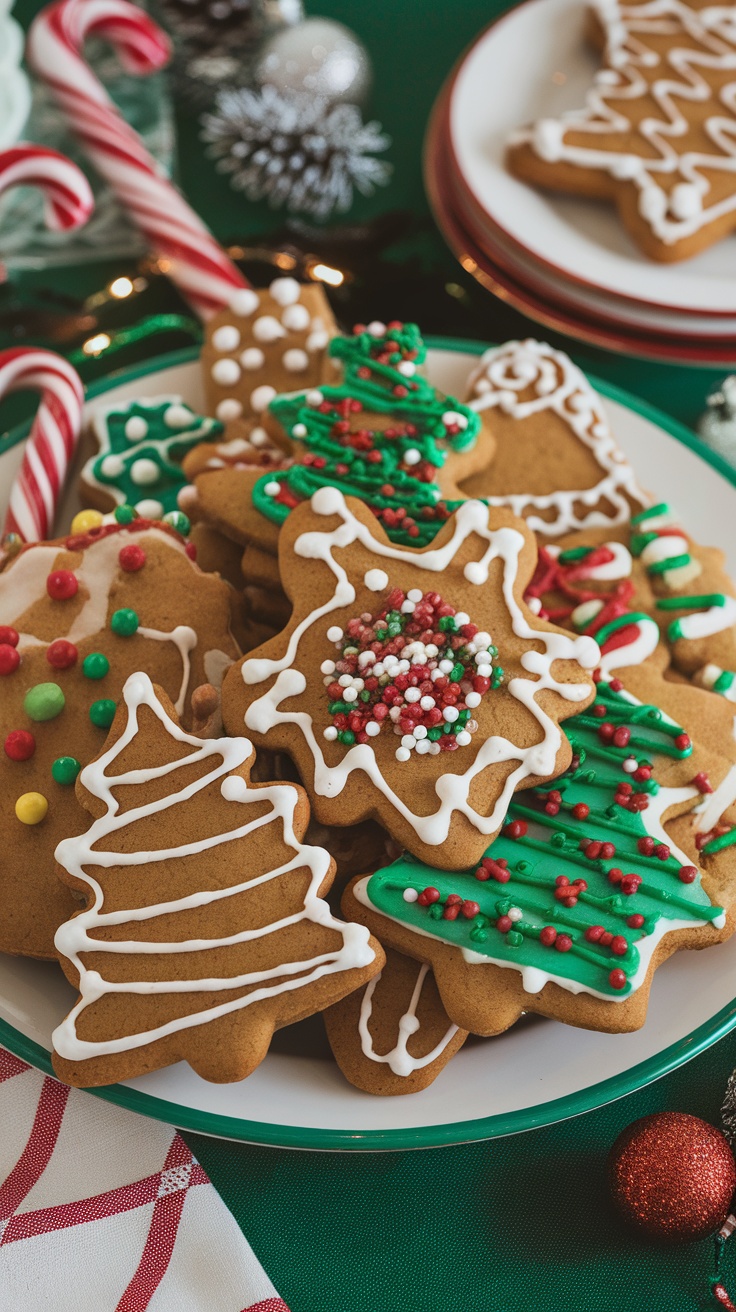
[
  {"xmin": 221, "ymin": 489, "xmax": 599, "ymax": 871},
  {"xmin": 50, "ymin": 671, "xmax": 383, "ymax": 1089},
  {"xmin": 506, "ymin": 1, "xmax": 736, "ymax": 263},
  {"xmin": 202, "ymin": 278, "xmax": 338, "ymax": 427},
  {"xmin": 460, "ymin": 341, "xmax": 648, "ymax": 540},
  {"xmin": 342, "ymin": 660, "xmax": 736, "ymax": 1036},
  {"xmin": 323, "ymin": 946, "xmax": 468, "ymax": 1095},
  {"xmin": 0, "ymin": 513, "xmax": 241, "ymax": 960},
  {"xmin": 80, "ymin": 396, "xmax": 222, "ymax": 522}
]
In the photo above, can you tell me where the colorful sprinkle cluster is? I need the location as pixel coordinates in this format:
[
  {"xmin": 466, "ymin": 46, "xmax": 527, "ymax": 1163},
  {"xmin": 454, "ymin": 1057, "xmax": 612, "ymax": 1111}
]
[
  {"xmin": 252, "ymin": 321, "xmax": 480, "ymax": 547},
  {"xmin": 321, "ymin": 587, "xmax": 502, "ymax": 760},
  {"xmin": 365, "ymin": 677, "xmax": 723, "ymax": 997}
]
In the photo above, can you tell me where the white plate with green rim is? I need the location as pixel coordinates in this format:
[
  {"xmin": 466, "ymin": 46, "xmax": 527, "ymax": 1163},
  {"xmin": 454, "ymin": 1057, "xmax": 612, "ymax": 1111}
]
[{"xmin": 2, "ymin": 339, "xmax": 736, "ymax": 1150}]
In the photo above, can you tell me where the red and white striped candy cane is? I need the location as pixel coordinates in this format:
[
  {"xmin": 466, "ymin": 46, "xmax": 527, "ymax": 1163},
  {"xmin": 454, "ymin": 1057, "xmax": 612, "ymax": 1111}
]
[
  {"xmin": 27, "ymin": 0, "xmax": 250, "ymax": 321},
  {"xmin": 0, "ymin": 144, "xmax": 93, "ymax": 232},
  {"xmin": 1, "ymin": 348, "xmax": 85, "ymax": 542}
]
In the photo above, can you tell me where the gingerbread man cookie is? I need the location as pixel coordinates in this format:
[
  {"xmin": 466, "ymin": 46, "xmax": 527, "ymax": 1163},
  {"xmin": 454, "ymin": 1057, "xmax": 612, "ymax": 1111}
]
[
  {"xmin": 461, "ymin": 341, "xmax": 647, "ymax": 538},
  {"xmin": 52, "ymin": 673, "xmax": 383, "ymax": 1088},
  {"xmin": 507, "ymin": 1, "xmax": 736, "ymax": 262},
  {"xmin": 0, "ymin": 512, "xmax": 240, "ymax": 959},
  {"xmin": 222, "ymin": 489, "xmax": 598, "ymax": 870}
]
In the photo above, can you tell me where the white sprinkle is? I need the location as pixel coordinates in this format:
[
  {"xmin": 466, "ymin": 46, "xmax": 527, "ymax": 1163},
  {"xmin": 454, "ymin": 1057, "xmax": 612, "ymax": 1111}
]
[
  {"xmin": 623, "ymin": 757, "xmax": 638, "ymax": 773},
  {"xmin": 408, "ymin": 589, "xmax": 422, "ymax": 602},
  {"xmin": 476, "ymin": 663, "xmax": 492, "ymax": 678},
  {"xmin": 405, "ymin": 688, "xmax": 421, "ymax": 703},
  {"xmin": 465, "ymin": 692, "xmax": 481, "ymax": 708},
  {"xmin": 455, "ymin": 611, "xmax": 470, "ymax": 626},
  {"xmin": 343, "ymin": 687, "xmax": 358, "ymax": 702},
  {"xmin": 425, "ymin": 643, "xmax": 439, "ymax": 658},
  {"xmin": 320, "ymin": 660, "xmax": 336, "ymax": 674},
  {"xmin": 526, "ymin": 596, "xmax": 543, "ymax": 615},
  {"xmin": 327, "ymin": 626, "xmax": 343, "ymax": 642},
  {"xmin": 358, "ymin": 651, "xmax": 376, "ymax": 667},
  {"xmin": 508, "ymin": 907, "xmax": 523, "ymax": 923},
  {"xmin": 474, "ymin": 631, "xmax": 491, "ymax": 648},
  {"xmin": 439, "ymin": 659, "xmax": 454, "ymax": 673},
  {"xmin": 292, "ymin": 423, "xmax": 308, "ymax": 439},
  {"xmin": 403, "ymin": 887, "xmax": 419, "ymax": 902},
  {"xmin": 415, "ymin": 739, "xmax": 431, "ymax": 755},
  {"xmin": 264, "ymin": 481, "xmax": 281, "ymax": 496},
  {"xmin": 429, "ymin": 742, "xmax": 441, "ymax": 755},
  {"xmin": 212, "ymin": 324, "xmax": 240, "ymax": 352},
  {"xmin": 420, "ymin": 696, "xmax": 435, "ymax": 711},
  {"xmin": 366, "ymin": 721, "xmax": 380, "ymax": 737},
  {"xmin": 398, "ymin": 360, "xmax": 416, "ymax": 377},
  {"xmin": 306, "ymin": 390, "xmax": 324, "ymax": 407},
  {"xmin": 241, "ymin": 347, "xmax": 265, "ymax": 370},
  {"xmin": 135, "ymin": 498, "xmax": 163, "ymax": 518},
  {"xmin": 401, "ymin": 600, "xmax": 415, "ymax": 614},
  {"xmin": 401, "ymin": 734, "xmax": 416, "ymax": 750},
  {"xmin": 442, "ymin": 410, "xmax": 468, "ymax": 429},
  {"xmin": 413, "ymin": 724, "xmax": 428, "ymax": 739},
  {"xmin": 323, "ymin": 726, "xmax": 338, "ymax": 741},
  {"xmin": 403, "ymin": 448, "xmax": 421, "ymax": 466},
  {"xmin": 364, "ymin": 568, "xmax": 388, "ymax": 591},
  {"xmin": 443, "ymin": 706, "xmax": 459, "ymax": 723},
  {"xmin": 396, "ymin": 747, "xmax": 411, "ymax": 762},
  {"xmin": 307, "ymin": 329, "xmax": 329, "ymax": 351},
  {"xmin": 367, "ymin": 320, "xmax": 386, "ymax": 336},
  {"xmin": 100, "ymin": 454, "xmax": 124, "ymax": 478},
  {"xmin": 456, "ymin": 730, "xmax": 472, "ymax": 746},
  {"xmin": 389, "ymin": 706, "xmax": 401, "ymax": 722}
]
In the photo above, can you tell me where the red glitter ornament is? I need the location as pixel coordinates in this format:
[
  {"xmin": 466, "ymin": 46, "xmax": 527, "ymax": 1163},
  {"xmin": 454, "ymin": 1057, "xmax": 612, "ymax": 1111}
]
[
  {"xmin": 608, "ymin": 1113, "xmax": 736, "ymax": 1242},
  {"xmin": 46, "ymin": 569, "xmax": 78, "ymax": 601}
]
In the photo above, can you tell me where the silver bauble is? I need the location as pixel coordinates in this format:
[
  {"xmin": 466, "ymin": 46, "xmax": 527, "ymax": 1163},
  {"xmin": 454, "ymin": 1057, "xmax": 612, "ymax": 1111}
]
[
  {"xmin": 256, "ymin": 16, "xmax": 371, "ymax": 105},
  {"xmin": 698, "ymin": 376, "xmax": 736, "ymax": 468}
]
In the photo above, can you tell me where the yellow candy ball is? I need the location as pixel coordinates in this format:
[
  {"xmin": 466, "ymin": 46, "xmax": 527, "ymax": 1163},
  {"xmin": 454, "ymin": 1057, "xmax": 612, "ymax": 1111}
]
[
  {"xmin": 15, "ymin": 792, "xmax": 49, "ymax": 825},
  {"xmin": 70, "ymin": 509, "xmax": 104, "ymax": 535}
]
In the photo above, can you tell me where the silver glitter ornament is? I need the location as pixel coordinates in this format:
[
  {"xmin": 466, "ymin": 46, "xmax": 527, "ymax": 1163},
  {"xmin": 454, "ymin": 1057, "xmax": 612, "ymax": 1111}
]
[
  {"xmin": 256, "ymin": 17, "xmax": 371, "ymax": 106},
  {"xmin": 698, "ymin": 376, "xmax": 736, "ymax": 469}
]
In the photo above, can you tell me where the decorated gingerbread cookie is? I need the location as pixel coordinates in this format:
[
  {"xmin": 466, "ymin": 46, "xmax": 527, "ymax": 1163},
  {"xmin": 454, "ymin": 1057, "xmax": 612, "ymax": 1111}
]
[
  {"xmin": 507, "ymin": 1, "xmax": 736, "ymax": 262},
  {"xmin": 202, "ymin": 278, "xmax": 338, "ymax": 425},
  {"xmin": 51, "ymin": 673, "xmax": 383, "ymax": 1088},
  {"xmin": 180, "ymin": 422, "xmax": 286, "ymax": 481},
  {"xmin": 222, "ymin": 489, "xmax": 598, "ymax": 870},
  {"xmin": 0, "ymin": 511, "xmax": 240, "ymax": 960},
  {"xmin": 461, "ymin": 341, "xmax": 647, "ymax": 537},
  {"xmin": 81, "ymin": 396, "xmax": 222, "ymax": 521},
  {"xmin": 323, "ymin": 947, "xmax": 468, "ymax": 1095},
  {"xmin": 344, "ymin": 663, "xmax": 736, "ymax": 1037}
]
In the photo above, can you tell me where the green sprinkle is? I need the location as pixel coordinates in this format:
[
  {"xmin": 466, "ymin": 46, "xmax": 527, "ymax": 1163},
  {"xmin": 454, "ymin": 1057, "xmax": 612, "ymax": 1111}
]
[
  {"xmin": 114, "ymin": 504, "xmax": 136, "ymax": 524},
  {"xmin": 82, "ymin": 652, "xmax": 110, "ymax": 680},
  {"xmin": 51, "ymin": 756, "xmax": 81, "ymax": 785},
  {"xmin": 90, "ymin": 699, "xmax": 116, "ymax": 729},
  {"xmin": 438, "ymin": 616, "xmax": 457, "ymax": 632},
  {"xmin": 24, "ymin": 682, "xmax": 65, "ymax": 722},
  {"xmin": 449, "ymin": 663, "xmax": 464, "ymax": 682},
  {"xmin": 428, "ymin": 726, "xmax": 443, "ymax": 741},
  {"xmin": 337, "ymin": 730, "xmax": 355, "ymax": 745},
  {"xmin": 506, "ymin": 930, "xmax": 524, "ymax": 947},
  {"xmin": 111, "ymin": 608, "xmax": 139, "ymax": 636}
]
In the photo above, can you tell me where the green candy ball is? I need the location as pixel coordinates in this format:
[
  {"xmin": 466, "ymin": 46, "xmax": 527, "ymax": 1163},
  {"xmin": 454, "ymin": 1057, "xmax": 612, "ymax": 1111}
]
[
  {"xmin": 89, "ymin": 699, "xmax": 116, "ymax": 729},
  {"xmin": 24, "ymin": 682, "xmax": 65, "ymax": 722},
  {"xmin": 114, "ymin": 505, "xmax": 136, "ymax": 524},
  {"xmin": 110, "ymin": 608, "xmax": 139, "ymax": 637},
  {"xmin": 52, "ymin": 756, "xmax": 81, "ymax": 786},
  {"xmin": 163, "ymin": 510, "xmax": 190, "ymax": 536},
  {"xmin": 82, "ymin": 652, "xmax": 110, "ymax": 680}
]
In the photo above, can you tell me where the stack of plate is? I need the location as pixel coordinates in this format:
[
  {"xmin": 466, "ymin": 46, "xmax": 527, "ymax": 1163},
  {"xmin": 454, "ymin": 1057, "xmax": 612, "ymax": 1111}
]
[{"xmin": 424, "ymin": 0, "xmax": 736, "ymax": 364}]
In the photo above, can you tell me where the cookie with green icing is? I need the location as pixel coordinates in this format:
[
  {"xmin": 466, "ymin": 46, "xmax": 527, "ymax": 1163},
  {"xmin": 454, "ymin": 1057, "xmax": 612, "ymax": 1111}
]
[
  {"xmin": 343, "ymin": 668, "xmax": 736, "ymax": 1036},
  {"xmin": 81, "ymin": 396, "xmax": 222, "ymax": 521}
]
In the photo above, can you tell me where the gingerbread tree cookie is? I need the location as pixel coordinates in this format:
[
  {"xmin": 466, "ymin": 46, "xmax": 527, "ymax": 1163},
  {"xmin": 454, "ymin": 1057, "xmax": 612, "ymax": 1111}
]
[
  {"xmin": 324, "ymin": 947, "xmax": 467, "ymax": 1095},
  {"xmin": 0, "ymin": 514, "xmax": 240, "ymax": 959},
  {"xmin": 81, "ymin": 397, "xmax": 222, "ymax": 521},
  {"xmin": 52, "ymin": 673, "xmax": 383, "ymax": 1089},
  {"xmin": 507, "ymin": 1, "xmax": 736, "ymax": 262},
  {"xmin": 222, "ymin": 489, "xmax": 599, "ymax": 870},
  {"xmin": 202, "ymin": 277, "xmax": 338, "ymax": 425},
  {"xmin": 344, "ymin": 664, "xmax": 736, "ymax": 1037},
  {"xmin": 461, "ymin": 341, "xmax": 647, "ymax": 537}
]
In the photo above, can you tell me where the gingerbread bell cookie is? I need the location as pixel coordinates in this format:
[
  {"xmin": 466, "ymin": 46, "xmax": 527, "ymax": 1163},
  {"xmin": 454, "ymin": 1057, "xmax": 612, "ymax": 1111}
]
[
  {"xmin": 507, "ymin": 1, "xmax": 736, "ymax": 262},
  {"xmin": 202, "ymin": 277, "xmax": 337, "ymax": 425},
  {"xmin": 462, "ymin": 341, "xmax": 647, "ymax": 538},
  {"xmin": 52, "ymin": 673, "xmax": 383, "ymax": 1089},
  {"xmin": 222, "ymin": 489, "xmax": 599, "ymax": 869},
  {"xmin": 344, "ymin": 663, "xmax": 736, "ymax": 1037},
  {"xmin": 324, "ymin": 947, "xmax": 467, "ymax": 1095},
  {"xmin": 0, "ymin": 512, "xmax": 240, "ymax": 959}
]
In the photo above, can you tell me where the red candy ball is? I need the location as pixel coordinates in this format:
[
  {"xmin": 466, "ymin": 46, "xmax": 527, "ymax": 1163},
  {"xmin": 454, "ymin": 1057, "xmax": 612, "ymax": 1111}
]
[
  {"xmin": 0, "ymin": 626, "xmax": 19, "ymax": 647},
  {"xmin": 0, "ymin": 643, "xmax": 20, "ymax": 675},
  {"xmin": 539, "ymin": 926, "xmax": 557, "ymax": 946},
  {"xmin": 118, "ymin": 544, "xmax": 146, "ymax": 572},
  {"xmin": 4, "ymin": 729, "xmax": 35, "ymax": 761},
  {"xmin": 46, "ymin": 569, "xmax": 78, "ymax": 601},
  {"xmin": 46, "ymin": 639, "xmax": 78, "ymax": 670},
  {"xmin": 608, "ymin": 1113, "xmax": 736, "ymax": 1241},
  {"xmin": 609, "ymin": 968, "xmax": 627, "ymax": 990}
]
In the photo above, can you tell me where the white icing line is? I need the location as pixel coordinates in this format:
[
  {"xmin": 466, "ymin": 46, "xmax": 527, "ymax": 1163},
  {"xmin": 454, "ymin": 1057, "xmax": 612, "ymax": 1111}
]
[{"xmin": 358, "ymin": 962, "xmax": 459, "ymax": 1077}]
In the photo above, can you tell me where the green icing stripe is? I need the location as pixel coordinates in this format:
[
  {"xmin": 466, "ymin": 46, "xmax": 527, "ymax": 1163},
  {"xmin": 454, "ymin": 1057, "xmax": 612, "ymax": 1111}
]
[
  {"xmin": 703, "ymin": 828, "xmax": 736, "ymax": 855},
  {"xmin": 646, "ymin": 553, "xmax": 691, "ymax": 576},
  {"xmin": 714, "ymin": 671, "xmax": 736, "ymax": 694},
  {"xmin": 630, "ymin": 502, "xmax": 671, "ymax": 526},
  {"xmin": 364, "ymin": 681, "xmax": 721, "ymax": 999}
]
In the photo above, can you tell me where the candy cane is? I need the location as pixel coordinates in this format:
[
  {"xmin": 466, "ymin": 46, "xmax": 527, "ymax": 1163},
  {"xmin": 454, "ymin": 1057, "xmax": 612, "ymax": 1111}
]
[
  {"xmin": 27, "ymin": 0, "xmax": 250, "ymax": 320},
  {"xmin": 1, "ymin": 348, "xmax": 85, "ymax": 542},
  {"xmin": 0, "ymin": 144, "xmax": 93, "ymax": 232}
]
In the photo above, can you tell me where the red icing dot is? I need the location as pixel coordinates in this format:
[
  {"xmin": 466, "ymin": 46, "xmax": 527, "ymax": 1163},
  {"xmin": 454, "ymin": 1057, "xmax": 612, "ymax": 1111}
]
[
  {"xmin": 609, "ymin": 968, "xmax": 627, "ymax": 990},
  {"xmin": 46, "ymin": 639, "xmax": 78, "ymax": 670},
  {"xmin": 0, "ymin": 626, "xmax": 19, "ymax": 647},
  {"xmin": 118, "ymin": 544, "xmax": 146, "ymax": 572},
  {"xmin": 4, "ymin": 729, "xmax": 35, "ymax": 761},
  {"xmin": 0, "ymin": 644, "xmax": 20, "ymax": 675},
  {"xmin": 47, "ymin": 569, "xmax": 78, "ymax": 601}
]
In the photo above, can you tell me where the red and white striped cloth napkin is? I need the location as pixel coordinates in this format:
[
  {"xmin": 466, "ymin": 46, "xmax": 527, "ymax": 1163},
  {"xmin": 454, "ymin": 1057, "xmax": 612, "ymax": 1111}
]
[{"xmin": 0, "ymin": 1047, "xmax": 290, "ymax": 1312}]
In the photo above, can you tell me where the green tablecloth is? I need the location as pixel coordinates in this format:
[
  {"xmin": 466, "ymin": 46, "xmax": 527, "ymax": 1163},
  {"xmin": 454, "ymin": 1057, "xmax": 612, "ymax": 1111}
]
[{"xmin": 7, "ymin": 2, "xmax": 736, "ymax": 1309}]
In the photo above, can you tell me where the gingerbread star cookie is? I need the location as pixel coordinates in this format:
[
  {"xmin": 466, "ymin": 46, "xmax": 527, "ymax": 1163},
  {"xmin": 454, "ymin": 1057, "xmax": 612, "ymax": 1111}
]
[
  {"xmin": 222, "ymin": 489, "xmax": 599, "ymax": 870},
  {"xmin": 52, "ymin": 673, "xmax": 383, "ymax": 1088},
  {"xmin": 507, "ymin": 1, "xmax": 736, "ymax": 262},
  {"xmin": 344, "ymin": 663, "xmax": 736, "ymax": 1037},
  {"xmin": 461, "ymin": 341, "xmax": 647, "ymax": 539},
  {"xmin": 0, "ymin": 514, "xmax": 240, "ymax": 959}
]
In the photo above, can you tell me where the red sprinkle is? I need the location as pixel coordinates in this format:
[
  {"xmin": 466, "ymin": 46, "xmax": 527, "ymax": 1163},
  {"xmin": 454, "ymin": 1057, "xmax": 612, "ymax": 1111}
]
[
  {"xmin": 627, "ymin": 914, "xmax": 645, "ymax": 929},
  {"xmin": 678, "ymin": 865, "xmax": 698, "ymax": 884},
  {"xmin": 503, "ymin": 820, "xmax": 527, "ymax": 840},
  {"xmin": 417, "ymin": 887, "xmax": 440, "ymax": 906},
  {"xmin": 637, "ymin": 837, "xmax": 655, "ymax": 857},
  {"xmin": 555, "ymin": 934, "xmax": 573, "ymax": 953},
  {"xmin": 4, "ymin": 729, "xmax": 35, "ymax": 761},
  {"xmin": 572, "ymin": 803, "xmax": 590, "ymax": 821},
  {"xmin": 46, "ymin": 569, "xmax": 78, "ymax": 601},
  {"xmin": 654, "ymin": 844, "xmax": 670, "ymax": 861},
  {"xmin": 0, "ymin": 626, "xmax": 19, "ymax": 647},
  {"xmin": 609, "ymin": 968, "xmax": 627, "ymax": 990},
  {"xmin": 442, "ymin": 903, "xmax": 460, "ymax": 920},
  {"xmin": 46, "ymin": 639, "xmax": 78, "ymax": 670},
  {"xmin": 691, "ymin": 772, "xmax": 713, "ymax": 795},
  {"xmin": 496, "ymin": 915, "xmax": 513, "ymax": 933},
  {"xmin": 608, "ymin": 868, "xmax": 623, "ymax": 885},
  {"xmin": 118, "ymin": 544, "xmax": 146, "ymax": 572},
  {"xmin": 675, "ymin": 733, "xmax": 691, "ymax": 752},
  {"xmin": 0, "ymin": 644, "xmax": 20, "ymax": 675},
  {"xmin": 585, "ymin": 925, "xmax": 605, "ymax": 943},
  {"xmin": 539, "ymin": 926, "xmax": 557, "ymax": 946},
  {"xmin": 610, "ymin": 935, "xmax": 628, "ymax": 957},
  {"xmin": 461, "ymin": 900, "xmax": 480, "ymax": 919}
]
